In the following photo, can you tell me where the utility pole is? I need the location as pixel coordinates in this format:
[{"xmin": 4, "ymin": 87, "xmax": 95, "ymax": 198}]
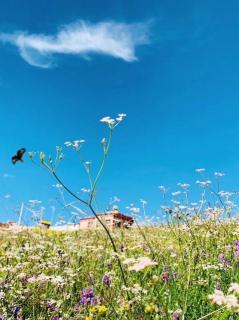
[{"xmin": 18, "ymin": 202, "xmax": 24, "ymax": 225}]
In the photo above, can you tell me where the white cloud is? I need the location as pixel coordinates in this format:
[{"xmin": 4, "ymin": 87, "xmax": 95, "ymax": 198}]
[{"xmin": 0, "ymin": 20, "xmax": 150, "ymax": 68}]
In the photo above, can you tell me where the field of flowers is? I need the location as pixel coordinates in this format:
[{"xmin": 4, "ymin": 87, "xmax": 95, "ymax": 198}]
[
  {"xmin": 2, "ymin": 115, "xmax": 238, "ymax": 319},
  {"xmin": 1, "ymin": 220, "xmax": 239, "ymax": 320}
]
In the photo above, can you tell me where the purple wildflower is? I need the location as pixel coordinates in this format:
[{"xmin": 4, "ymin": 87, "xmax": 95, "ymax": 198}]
[
  {"xmin": 235, "ymin": 240, "xmax": 239, "ymax": 247},
  {"xmin": 162, "ymin": 271, "xmax": 170, "ymax": 282},
  {"xmin": 234, "ymin": 240, "xmax": 239, "ymax": 258},
  {"xmin": 172, "ymin": 310, "xmax": 182, "ymax": 320},
  {"xmin": 216, "ymin": 281, "xmax": 222, "ymax": 290},
  {"xmin": 13, "ymin": 305, "xmax": 20, "ymax": 320},
  {"xmin": 218, "ymin": 253, "xmax": 231, "ymax": 268},
  {"xmin": 120, "ymin": 244, "xmax": 124, "ymax": 252},
  {"xmin": 47, "ymin": 302, "xmax": 56, "ymax": 312},
  {"xmin": 99, "ymin": 296, "xmax": 104, "ymax": 305},
  {"xmin": 102, "ymin": 274, "xmax": 110, "ymax": 287},
  {"xmin": 22, "ymin": 276, "xmax": 29, "ymax": 285},
  {"xmin": 218, "ymin": 253, "xmax": 225, "ymax": 263},
  {"xmin": 80, "ymin": 288, "xmax": 94, "ymax": 305}
]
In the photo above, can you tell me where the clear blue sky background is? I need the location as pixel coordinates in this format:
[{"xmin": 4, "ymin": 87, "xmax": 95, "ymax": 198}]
[{"xmin": 0, "ymin": 0, "xmax": 239, "ymax": 223}]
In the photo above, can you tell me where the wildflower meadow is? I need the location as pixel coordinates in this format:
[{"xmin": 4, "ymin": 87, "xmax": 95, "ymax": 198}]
[
  {"xmin": 0, "ymin": 115, "xmax": 239, "ymax": 320},
  {"xmin": 1, "ymin": 2, "xmax": 239, "ymax": 319}
]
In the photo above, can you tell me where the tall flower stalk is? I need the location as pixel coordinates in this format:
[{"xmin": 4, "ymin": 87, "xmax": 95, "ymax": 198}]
[{"xmin": 29, "ymin": 114, "xmax": 128, "ymax": 288}]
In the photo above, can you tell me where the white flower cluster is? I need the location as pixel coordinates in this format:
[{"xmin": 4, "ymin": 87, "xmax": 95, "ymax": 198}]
[
  {"xmin": 64, "ymin": 140, "xmax": 85, "ymax": 149},
  {"xmin": 195, "ymin": 168, "xmax": 206, "ymax": 173},
  {"xmin": 177, "ymin": 183, "xmax": 190, "ymax": 189},
  {"xmin": 100, "ymin": 113, "xmax": 126, "ymax": 128},
  {"xmin": 171, "ymin": 191, "xmax": 181, "ymax": 196},
  {"xmin": 214, "ymin": 172, "xmax": 225, "ymax": 177},
  {"xmin": 218, "ymin": 191, "xmax": 233, "ymax": 197},
  {"xmin": 129, "ymin": 207, "xmax": 140, "ymax": 214},
  {"xmin": 125, "ymin": 203, "xmax": 140, "ymax": 215},
  {"xmin": 0, "ymin": 291, "xmax": 5, "ymax": 300},
  {"xmin": 209, "ymin": 284, "xmax": 239, "ymax": 311},
  {"xmin": 158, "ymin": 185, "xmax": 169, "ymax": 193},
  {"xmin": 196, "ymin": 180, "xmax": 212, "ymax": 187},
  {"xmin": 27, "ymin": 274, "xmax": 65, "ymax": 287},
  {"xmin": 121, "ymin": 283, "xmax": 148, "ymax": 304},
  {"xmin": 123, "ymin": 256, "xmax": 157, "ymax": 272},
  {"xmin": 204, "ymin": 207, "xmax": 225, "ymax": 220},
  {"xmin": 122, "ymin": 283, "xmax": 147, "ymax": 294}
]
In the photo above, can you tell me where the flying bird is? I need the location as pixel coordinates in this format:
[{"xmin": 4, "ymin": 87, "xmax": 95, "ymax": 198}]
[{"xmin": 12, "ymin": 148, "xmax": 26, "ymax": 164}]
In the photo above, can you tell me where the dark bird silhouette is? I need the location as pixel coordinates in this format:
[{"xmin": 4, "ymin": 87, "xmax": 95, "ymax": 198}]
[{"xmin": 12, "ymin": 148, "xmax": 26, "ymax": 164}]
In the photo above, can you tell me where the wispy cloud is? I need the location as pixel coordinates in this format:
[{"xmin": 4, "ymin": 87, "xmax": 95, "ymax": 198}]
[
  {"xmin": 0, "ymin": 20, "xmax": 150, "ymax": 68},
  {"xmin": 3, "ymin": 173, "xmax": 15, "ymax": 178}
]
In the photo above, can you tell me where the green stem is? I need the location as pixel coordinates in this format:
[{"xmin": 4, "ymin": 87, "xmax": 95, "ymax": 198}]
[
  {"xmin": 89, "ymin": 129, "xmax": 112, "ymax": 205},
  {"xmin": 196, "ymin": 307, "xmax": 225, "ymax": 320},
  {"xmin": 50, "ymin": 170, "xmax": 128, "ymax": 289},
  {"xmin": 52, "ymin": 171, "xmax": 88, "ymax": 206},
  {"xmin": 89, "ymin": 204, "xmax": 128, "ymax": 289}
]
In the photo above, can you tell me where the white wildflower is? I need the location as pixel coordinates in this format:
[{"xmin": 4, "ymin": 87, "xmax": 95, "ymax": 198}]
[
  {"xmin": 214, "ymin": 172, "xmax": 225, "ymax": 177},
  {"xmin": 225, "ymin": 294, "xmax": 239, "ymax": 308},
  {"xmin": 64, "ymin": 141, "xmax": 72, "ymax": 147},
  {"xmin": 229, "ymin": 283, "xmax": 239, "ymax": 294},
  {"xmin": 52, "ymin": 183, "xmax": 62, "ymax": 188},
  {"xmin": 0, "ymin": 291, "xmax": 5, "ymax": 300},
  {"xmin": 172, "ymin": 191, "xmax": 181, "ymax": 196},
  {"xmin": 127, "ymin": 257, "xmax": 158, "ymax": 272},
  {"xmin": 171, "ymin": 200, "xmax": 180, "ymax": 205},
  {"xmin": 122, "ymin": 258, "xmax": 136, "ymax": 265},
  {"xmin": 101, "ymin": 138, "xmax": 107, "ymax": 145},
  {"xmin": 208, "ymin": 289, "xmax": 226, "ymax": 305},
  {"xmin": 196, "ymin": 180, "xmax": 212, "ymax": 187},
  {"xmin": 118, "ymin": 113, "xmax": 127, "ymax": 117},
  {"xmin": 129, "ymin": 207, "xmax": 140, "ymax": 214},
  {"xmin": 209, "ymin": 289, "xmax": 239, "ymax": 309},
  {"xmin": 100, "ymin": 116, "xmax": 115, "ymax": 125},
  {"xmin": 177, "ymin": 183, "xmax": 190, "ymax": 189},
  {"xmin": 140, "ymin": 198, "xmax": 147, "ymax": 205},
  {"xmin": 158, "ymin": 185, "xmax": 168, "ymax": 193}
]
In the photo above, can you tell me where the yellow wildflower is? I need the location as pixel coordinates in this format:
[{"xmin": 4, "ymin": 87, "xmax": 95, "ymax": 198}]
[
  {"xmin": 98, "ymin": 305, "xmax": 108, "ymax": 315},
  {"xmin": 150, "ymin": 275, "xmax": 159, "ymax": 284},
  {"xmin": 144, "ymin": 303, "xmax": 157, "ymax": 313},
  {"xmin": 89, "ymin": 306, "xmax": 97, "ymax": 314}
]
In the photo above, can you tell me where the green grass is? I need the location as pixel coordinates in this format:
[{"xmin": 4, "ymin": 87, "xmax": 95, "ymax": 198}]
[{"xmin": 0, "ymin": 222, "xmax": 239, "ymax": 319}]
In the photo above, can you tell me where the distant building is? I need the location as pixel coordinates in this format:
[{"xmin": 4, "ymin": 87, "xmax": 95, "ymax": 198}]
[
  {"xmin": 79, "ymin": 209, "xmax": 134, "ymax": 229},
  {"xmin": 0, "ymin": 221, "xmax": 18, "ymax": 229},
  {"xmin": 0, "ymin": 221, "xmax": 23, "ymax": 232}
]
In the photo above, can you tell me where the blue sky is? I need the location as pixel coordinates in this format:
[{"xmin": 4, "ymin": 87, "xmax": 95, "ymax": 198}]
[{"xmin": 0, "ymin": 0, "xmax": 239, "ymax": 223}]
